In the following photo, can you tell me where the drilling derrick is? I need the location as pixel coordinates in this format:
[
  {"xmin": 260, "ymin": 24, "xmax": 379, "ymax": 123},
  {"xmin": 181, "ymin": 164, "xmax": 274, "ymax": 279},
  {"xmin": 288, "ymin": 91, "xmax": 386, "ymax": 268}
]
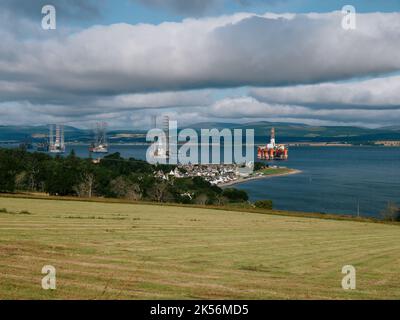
[
  {"xmin": 151, "ymin": 115, "xmax": 157, "ymax": 130},
  {"xmin": 49, "ymin": 124, "xmax": 65, "ymax": 154},
  {"xmin": 150, "ymin": 115, "xmax": 170, "ymax": 163},
  {"xmin": 89, "ymin": 122, "xmax": 109, "ymax": 154},
  {"xmin": 163, "ymin": 116, "xmax": 170, "ymax": 159}
]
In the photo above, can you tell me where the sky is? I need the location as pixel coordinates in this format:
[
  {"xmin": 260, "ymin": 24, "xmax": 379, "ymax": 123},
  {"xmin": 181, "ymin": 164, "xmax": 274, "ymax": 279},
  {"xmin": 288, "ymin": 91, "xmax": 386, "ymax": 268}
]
[{"xmin": 1, "ymin": 0, "xmax": 400, "ymax": 129}]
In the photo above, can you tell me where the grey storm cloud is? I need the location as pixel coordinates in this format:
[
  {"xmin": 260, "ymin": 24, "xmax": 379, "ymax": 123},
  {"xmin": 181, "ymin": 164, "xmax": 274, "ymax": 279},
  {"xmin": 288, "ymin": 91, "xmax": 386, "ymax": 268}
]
[
  {"xmin": 1, "ymin": 10, "xmax": 400, "ymax": 128},
  {"xmin": 4, "ymin": 95, "xmax": 400, "ymax": 129},
  {"xmin": 207, "ymin": 96, "xmax": 400, "ymax": 126},
  {"xmin": 2, "ymin": 12, "xmax": 400, "ymax": 100}
]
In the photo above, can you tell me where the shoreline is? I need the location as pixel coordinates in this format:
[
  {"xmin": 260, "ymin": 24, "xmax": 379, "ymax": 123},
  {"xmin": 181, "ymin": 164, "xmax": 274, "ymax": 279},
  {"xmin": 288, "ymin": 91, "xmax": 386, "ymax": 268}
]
[{"xmin": 219, "ymin": 169, "xmax": 302, "ymax": 187}]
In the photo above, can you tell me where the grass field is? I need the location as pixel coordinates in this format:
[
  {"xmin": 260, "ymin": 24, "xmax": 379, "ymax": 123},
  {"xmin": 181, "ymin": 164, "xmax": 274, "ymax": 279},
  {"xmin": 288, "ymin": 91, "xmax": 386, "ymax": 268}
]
[
  {"xmin": 258, "ymin": 167, "xmax": 294, "ymax": 176},
  {"xmin": 0, "ymin": 196, "xmax": 400, "ymax": 300}
]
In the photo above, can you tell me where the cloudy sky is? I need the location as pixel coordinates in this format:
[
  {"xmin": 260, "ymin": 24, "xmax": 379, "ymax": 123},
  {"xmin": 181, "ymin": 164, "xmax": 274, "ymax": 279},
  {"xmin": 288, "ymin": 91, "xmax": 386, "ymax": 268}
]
[{"xmin": 1, "ymin": 0, "xmax": 400, "ymax": 129}]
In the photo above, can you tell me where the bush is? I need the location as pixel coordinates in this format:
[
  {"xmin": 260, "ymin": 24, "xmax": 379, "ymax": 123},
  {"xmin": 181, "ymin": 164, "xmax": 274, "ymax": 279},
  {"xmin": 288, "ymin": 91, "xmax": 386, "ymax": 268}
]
[
  {"xmin": 254, "ymin": 162, "xmax": 268, "ymax": 171},
  {"xmin": 222, "ymin": 188, "xmax": 249, "ymax": 202},
  {"xmin": 254, "ymin": 200, "xmax": 273, "ymax": 210}
]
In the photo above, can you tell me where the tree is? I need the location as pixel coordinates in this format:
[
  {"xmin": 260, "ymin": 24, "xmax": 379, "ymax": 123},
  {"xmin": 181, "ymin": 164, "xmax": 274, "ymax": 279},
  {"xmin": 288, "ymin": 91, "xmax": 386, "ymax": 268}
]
[
  {"xmin": 15, "ymin": 171, "xmax": 28, "ymax": 191},
  {"xmin": 194, "ymin": 193, "xmax": 209, "ymax": 205},
  {"xmin": 44, "ymin": 159, "xmax": 80, "ymax": 196},
  {"xmin": 125, "ymin": 184, "xmax": 142, "ymax": 201},
  {"xmin": 150, "ymin": 181, "xmax": 169, "ymax": 202},
  {"xmin": 222, "ymin": 188, "xmax": 249, "ymax": 202},
  {"xmin": 0, "ymin": 149, "xmax": 20, "ymax": 192},
  {"xmin": 380, "ymin": 202, "xmax": 400, "ymax": 222},
  {"xmin": 110, "ymin": 176, "xmax": 142, "ymax": 201},
  {"xmin": 74, "ymin": 172, "xmax": 95, "ymax": 198},
  {"xmin": 0, "ymin": 147, "xmax": 226, "ymax": 206}
]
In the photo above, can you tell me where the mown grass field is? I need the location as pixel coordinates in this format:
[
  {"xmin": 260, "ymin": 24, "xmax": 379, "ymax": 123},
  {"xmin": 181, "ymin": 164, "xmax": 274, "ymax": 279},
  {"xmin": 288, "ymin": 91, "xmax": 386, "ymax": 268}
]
[{"xmin": 0, "ymin": 196, "xmax": 399, "ymax": 300}]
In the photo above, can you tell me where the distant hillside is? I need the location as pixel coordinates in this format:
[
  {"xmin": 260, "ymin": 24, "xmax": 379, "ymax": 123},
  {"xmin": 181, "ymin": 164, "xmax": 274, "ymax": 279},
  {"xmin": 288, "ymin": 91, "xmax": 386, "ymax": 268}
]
[
  {"xmin": 0, "ymin": 125, "xmax": 88, "ymax": 142},
  {"xmin": 381, "ymin": 125, "xmax": 400, "ymax": 131},
  {"xmin": 190, "ymin": 121, "xmax": 400, "ymax": 143},
  {"xmin": 0, "ymin": 126, "xmax": 150, "ymax": 143},
  {"xmin": 188, "ymin": 122, "xmax": 240, "ymax": 130},
  {"xmin": 1, "ymin": 122, "xmax": 400, "ymax": 144}
]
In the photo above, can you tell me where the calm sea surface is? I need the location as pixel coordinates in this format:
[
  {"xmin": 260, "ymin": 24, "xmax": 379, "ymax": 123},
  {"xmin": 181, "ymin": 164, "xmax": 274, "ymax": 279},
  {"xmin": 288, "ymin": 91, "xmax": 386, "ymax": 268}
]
[
  {"xmin": 237, "ymin": 146, "xmax": 400, "ymax": 218},
  {"xmin": 2, "ymin": 144, "xmax": 399, "ymax": 217}
]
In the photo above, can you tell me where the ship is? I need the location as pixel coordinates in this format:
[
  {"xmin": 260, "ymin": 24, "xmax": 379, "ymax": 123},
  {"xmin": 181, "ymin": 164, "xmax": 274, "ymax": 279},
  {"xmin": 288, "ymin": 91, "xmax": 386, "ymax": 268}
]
[
  {"xmin": 89, "ymin": 122, "xmax": 109, "ymax": 154},
  {"xmin": 257, "ymin": 128, "xmax": 288, "ymax": 160},
  {"xmin": 89, "ymin": 143, "xmax": 108, "ymax": 153}
]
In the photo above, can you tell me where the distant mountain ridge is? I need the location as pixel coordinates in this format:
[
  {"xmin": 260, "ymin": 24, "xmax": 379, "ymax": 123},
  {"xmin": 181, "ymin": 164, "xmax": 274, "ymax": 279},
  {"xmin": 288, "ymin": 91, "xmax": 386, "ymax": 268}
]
[
  {"xmin": 188, "ymin": 121, "xmax": 400, "ymax": 143},
  {"xmin": 0, "ymin": 122, "xmax": 399, "ymax": 144},
  {"xmin": 0, "ymin": 125, "xmax": 87, "ymax": 142},
  {"xmin": 381, "ymin": 125, "xmax": 400, "ymax": 131}
]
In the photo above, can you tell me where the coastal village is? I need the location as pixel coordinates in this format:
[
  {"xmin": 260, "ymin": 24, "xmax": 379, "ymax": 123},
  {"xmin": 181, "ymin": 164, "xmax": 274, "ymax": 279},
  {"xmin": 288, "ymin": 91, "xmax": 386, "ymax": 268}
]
[
  {"xmin": 154, "ymin": 162, "xmax": 295, "ymax": 187},
  {"xmin": 154, "ymin": 163, "xmax": 256, "ymax": 186}
]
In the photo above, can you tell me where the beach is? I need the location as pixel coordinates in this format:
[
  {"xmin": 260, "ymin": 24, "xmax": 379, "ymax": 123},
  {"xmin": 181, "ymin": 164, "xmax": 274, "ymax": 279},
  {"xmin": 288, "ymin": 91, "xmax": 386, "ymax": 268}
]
[{"xmin": 219, "ymin": 168, "xmax": 302, "ymax": 187}]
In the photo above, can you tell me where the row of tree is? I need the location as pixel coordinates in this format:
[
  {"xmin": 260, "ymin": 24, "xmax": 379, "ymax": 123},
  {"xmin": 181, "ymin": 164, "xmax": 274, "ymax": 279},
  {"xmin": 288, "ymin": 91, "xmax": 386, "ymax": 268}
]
[{"xmin": 0, "ymin": 148, "xmax": 250, "ymax": 206}]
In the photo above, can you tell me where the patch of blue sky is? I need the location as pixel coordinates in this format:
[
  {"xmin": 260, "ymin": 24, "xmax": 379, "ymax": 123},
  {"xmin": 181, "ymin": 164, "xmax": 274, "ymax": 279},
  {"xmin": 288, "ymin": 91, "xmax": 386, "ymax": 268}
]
[{"xmin": 98, "ymin": 0, "xmax": 400, "ymax": 26}]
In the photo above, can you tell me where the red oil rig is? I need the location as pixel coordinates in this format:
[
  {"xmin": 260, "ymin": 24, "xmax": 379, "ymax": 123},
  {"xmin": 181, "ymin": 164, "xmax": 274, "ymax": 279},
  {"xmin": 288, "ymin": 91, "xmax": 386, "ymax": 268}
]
[{"xmin": 257, "ymin": 128, "xmax": 288, "ymax": 160}]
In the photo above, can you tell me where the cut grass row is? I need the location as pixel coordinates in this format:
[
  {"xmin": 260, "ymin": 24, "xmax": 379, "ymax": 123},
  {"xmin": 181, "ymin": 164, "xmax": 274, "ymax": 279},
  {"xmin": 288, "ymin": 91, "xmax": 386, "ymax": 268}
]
[
  {"xmin": 0, "ymin": 193, "xmax": 396, "ymax": 226},
  {"xmin": 0, "ymin": 196, "xmax": 399, "ymax": 299}
]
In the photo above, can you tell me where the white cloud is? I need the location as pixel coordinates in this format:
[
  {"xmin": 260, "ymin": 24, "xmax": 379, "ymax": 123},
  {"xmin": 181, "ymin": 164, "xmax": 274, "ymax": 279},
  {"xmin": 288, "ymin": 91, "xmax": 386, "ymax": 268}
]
[
  {"xmin": 2, "ymin": 12, "xmax": 400, "ymax": 98},
  {"xmin": 1, "ymin": 11, "xmax": 400, "ymax": 127},
  {"xmin": 3, "ymin": 93, "xmax": 400, "ymax": 129},
  {"xmin": 207, "ymin": 96, "xmax": 400, "ymax": 126},
  {"xmin": 251, "ymin": 75, "xmax": 400, "ymax": 108}
]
